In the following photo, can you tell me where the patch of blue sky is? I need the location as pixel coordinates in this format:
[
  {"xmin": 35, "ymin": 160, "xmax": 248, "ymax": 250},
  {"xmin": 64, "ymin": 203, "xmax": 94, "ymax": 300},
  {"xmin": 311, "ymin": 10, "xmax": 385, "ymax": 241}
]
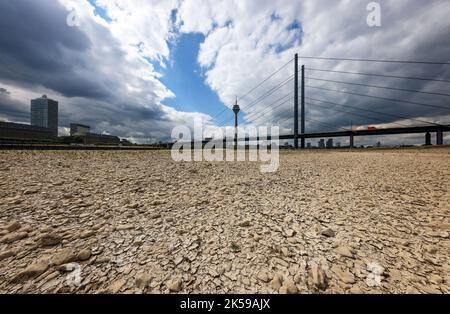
[
  {"xmin": 87, "ymin": 0, "xmax": 113, "ymax": 23},
  {"xmin": 157, "ymin": 33, "xmax": 230, "ymax": 123}
]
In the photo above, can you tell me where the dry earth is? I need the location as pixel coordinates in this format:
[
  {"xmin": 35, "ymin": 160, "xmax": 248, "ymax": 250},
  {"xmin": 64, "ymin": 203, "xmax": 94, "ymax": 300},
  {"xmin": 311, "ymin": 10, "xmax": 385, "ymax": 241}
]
[{"xmin": 0, "ymin": 148, "xmax": 449, "ymax": 294}]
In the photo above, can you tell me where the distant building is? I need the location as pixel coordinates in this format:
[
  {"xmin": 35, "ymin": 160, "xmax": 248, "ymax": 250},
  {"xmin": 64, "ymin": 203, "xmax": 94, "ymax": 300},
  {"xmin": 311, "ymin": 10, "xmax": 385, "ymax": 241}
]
[
  {"xmin": 0, "ymin": 121, "xmax": 54, "ymax": 141},
  {"xmin": 31, "ymin": 95, "xmax": 58, "ymax": 137},
  {"xmin": 61, "ymin": 133, "xmax": 121, "ymax": 145},
  {"xmin": 326, "ymin": 139, "xmax": 334, "ymax": 149},
  {"xmin": 318, "ymin": 139, "xmax": 325, "ymax": 149},
  {"xmin": 84, "ymin": 133, "xmax": 120, "ymax": 145},
  {"xmin": 70, "ymin": 123, "xmax": 90, "ymax": 136},
  {"xmin": 120, "ymin": 139, "xmax": 132, "ymax": 146}
]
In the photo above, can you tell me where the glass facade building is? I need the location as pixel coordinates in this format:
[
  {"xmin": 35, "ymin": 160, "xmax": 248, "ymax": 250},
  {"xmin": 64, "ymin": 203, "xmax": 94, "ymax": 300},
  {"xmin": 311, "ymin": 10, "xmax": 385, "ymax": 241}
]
[{"xmin": 31, "ymin": 95, "xmax": 58, "ymax": 137}]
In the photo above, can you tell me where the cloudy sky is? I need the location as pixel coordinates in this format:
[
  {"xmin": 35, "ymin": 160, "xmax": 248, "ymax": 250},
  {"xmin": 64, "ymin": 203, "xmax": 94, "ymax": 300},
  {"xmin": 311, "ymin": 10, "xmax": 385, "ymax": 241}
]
[{"xmin": 0, "ymin": 0, "xmax": 449, "ymax": 145}]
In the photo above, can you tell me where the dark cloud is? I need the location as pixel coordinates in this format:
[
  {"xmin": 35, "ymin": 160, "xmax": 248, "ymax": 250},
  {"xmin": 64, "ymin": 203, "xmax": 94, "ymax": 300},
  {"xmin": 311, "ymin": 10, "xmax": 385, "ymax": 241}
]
[
  {"xmin": 0, "ymin": 0, "xmax": 110, "ymax": 98},
  {"xmin": 0, "ymin": 0, "xmax": 163, "ymax": 104},
  {"xmin": 0, "ymin": 0, "xmax": 185, "ymax": 143},
  {"xmin": 0, "ymin": 88, "xmax": 10, "ymax": 95},
  {"xmin": 0, "ymin": 90, "xmax": 29, "ymax": 122}
]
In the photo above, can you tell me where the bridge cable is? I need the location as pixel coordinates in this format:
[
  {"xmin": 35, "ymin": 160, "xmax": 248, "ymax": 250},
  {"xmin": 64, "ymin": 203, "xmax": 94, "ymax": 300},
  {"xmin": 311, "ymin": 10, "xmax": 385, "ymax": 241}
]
[
  {"xmin": 306, "ymin": 68, "xmax": 450, "ymax": 83},
  {"xmin": 299, "ymin": 56, "xmax": 450, "ymax": 65},
  {"xmin": 305, "ymin": 84, "xmax": 450, "ymax": 110},
  {"xmin": 305, "ymin": 77, "xmax": 450, "ymax": 97}
]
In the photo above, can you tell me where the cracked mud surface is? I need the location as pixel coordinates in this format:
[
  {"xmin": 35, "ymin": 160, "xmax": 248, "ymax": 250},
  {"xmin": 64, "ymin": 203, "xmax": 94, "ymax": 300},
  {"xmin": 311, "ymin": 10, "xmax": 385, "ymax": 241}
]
[{"xmin": 0, "ymin": 148, "xmax": 449, "ymax": 294}]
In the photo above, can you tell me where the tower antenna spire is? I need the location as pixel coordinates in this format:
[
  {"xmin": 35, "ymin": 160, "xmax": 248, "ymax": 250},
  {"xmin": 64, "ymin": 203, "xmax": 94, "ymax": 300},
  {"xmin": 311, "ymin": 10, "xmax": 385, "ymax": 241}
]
[{"xmin": 232, "ymin": 98, "xmax": 240, "ymax": 150}]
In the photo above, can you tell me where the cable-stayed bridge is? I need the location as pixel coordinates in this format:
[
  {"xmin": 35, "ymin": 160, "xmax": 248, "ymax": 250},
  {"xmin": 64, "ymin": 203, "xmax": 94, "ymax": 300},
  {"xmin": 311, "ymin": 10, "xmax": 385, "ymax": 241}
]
[{"xmin": 205, "ymin": 54, "xmax": 450, "ymax": 147}]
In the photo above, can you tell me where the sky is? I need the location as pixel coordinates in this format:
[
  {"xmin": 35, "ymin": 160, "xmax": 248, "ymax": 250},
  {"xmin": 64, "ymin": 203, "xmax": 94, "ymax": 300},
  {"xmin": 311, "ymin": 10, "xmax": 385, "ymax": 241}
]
[{"xmin": 0, "ymin": 0, "xmax": 449, "ymax": 145}]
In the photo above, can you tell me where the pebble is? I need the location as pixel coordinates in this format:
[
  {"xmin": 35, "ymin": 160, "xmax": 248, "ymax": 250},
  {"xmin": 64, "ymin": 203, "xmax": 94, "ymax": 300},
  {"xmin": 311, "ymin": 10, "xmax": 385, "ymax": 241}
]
[
  {"xmin": 285, "ymin": 229, "xmax": 295, "ymax": 237},
  {"xmin": 321, "ymin": 228, "xmax": 336, "ymax": 237},
  {"xmin": 294, "ymin": 273, "xmax": 302, "ymax": 284},
  {"xmin": 135, "ymin": 273, "xmax": 152, "ymax": 289},
  {"xmin": 270, "ymin": 275, "xmax": 282, "ymax": 290},
  {"xmin": 58, "ymin": 263, "xmax": 79, "ymax": 272},
  {"xmin": 429, "ymin": 275, "xmax": 443, "ymax": 285},
  {"xmin": 238, "ymin": 220, "xmax": 251, "ymax": 227},
  {"xmin": 77, "ymin": 249, "xmax": 92, "ymax": 261},
  {"xmin": 51, "ymin": 248, "xmax": 77, "ymax": 266},
  {"xmin": 285, "ymin": 281, "xmax": 298, "ymax": 294},
  {"xmin": 257, "ymin": 271, "xmax": 269, "ymax": 283},
  {"xmin": 168, "ymin": 278, "xmax": 182, "ymax": 292}
]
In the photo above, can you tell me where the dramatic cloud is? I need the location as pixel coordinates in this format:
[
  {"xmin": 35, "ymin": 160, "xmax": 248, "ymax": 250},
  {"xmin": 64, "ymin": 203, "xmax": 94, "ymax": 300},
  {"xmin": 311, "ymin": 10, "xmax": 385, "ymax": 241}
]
[
  {"xmin": 0, "ymin": 0, "xmax": 209, "ymax": 143},
  {"xmin": 178, "ymin": 0, "xmax": 450, "ymax": 137},
  {"xmin": 192, "ymin": 0, "xmax": 450, "ymax": 147},
  {"xmin": 0, "ymin": 0, "xmax": 449, "ymax": 145},
  {"xmin": 0, "ymin": 86, "xmax": 30, "ymax": 122}
]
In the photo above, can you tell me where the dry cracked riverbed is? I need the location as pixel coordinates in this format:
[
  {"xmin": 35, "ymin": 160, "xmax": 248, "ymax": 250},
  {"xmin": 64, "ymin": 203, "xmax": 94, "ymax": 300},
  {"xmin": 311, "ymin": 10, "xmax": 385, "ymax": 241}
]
[{"xmin": 0, "ymin": 148, "xmax": 449, "ymax": 294}]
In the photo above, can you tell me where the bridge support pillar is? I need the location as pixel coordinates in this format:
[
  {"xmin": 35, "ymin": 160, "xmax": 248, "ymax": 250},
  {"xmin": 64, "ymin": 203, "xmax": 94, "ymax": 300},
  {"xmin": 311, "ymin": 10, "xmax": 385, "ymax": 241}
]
[
  {"xmin": 294, "ymin": 54, "xmax": 299, "ymax": 149},
  {"xmin": 437, "ymin": 131, "xmax": 444, "ymax": 145},
  {"xmin": 425, "ymin": 132, "xmax": 432, "ymax": 146},
  {"xmin": 350, "ymin": 134, "xmax": 354, "ymax": 148}
]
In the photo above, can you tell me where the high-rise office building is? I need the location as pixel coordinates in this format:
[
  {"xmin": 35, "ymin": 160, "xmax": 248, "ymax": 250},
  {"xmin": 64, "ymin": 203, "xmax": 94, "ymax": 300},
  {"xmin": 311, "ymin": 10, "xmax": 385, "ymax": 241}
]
[
  {"xmin": 326, "ymin": 139, "xmax": 334, "ymax": 149},
  {"xmin": 318, "ymin": 139, "xmax": 325, "ymax": 149},
  {"xmin": 31, "ymin": 95, "xmax": 58, "ymax": 137}
]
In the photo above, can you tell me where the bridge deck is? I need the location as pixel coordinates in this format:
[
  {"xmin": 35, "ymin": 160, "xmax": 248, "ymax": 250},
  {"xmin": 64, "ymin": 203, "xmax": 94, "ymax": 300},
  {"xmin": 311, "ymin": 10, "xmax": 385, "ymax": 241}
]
[{"xmin": 195, "ymin": 125, "xmax": 450, "ymax": 143}]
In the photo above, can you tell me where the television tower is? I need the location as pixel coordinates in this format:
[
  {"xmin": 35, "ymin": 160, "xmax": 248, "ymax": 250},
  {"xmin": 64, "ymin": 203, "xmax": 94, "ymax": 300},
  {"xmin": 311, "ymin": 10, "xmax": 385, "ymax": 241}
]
[{"xmin": 232, "ymin": 99, "xmax": 240, "ymax": 149}]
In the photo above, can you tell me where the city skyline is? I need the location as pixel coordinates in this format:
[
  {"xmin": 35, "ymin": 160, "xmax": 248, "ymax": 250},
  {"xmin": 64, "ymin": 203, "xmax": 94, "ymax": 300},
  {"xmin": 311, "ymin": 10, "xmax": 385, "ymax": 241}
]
[{"xmin": 0, "ymin": 0, "xmax": 449, "ymax": 146}]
